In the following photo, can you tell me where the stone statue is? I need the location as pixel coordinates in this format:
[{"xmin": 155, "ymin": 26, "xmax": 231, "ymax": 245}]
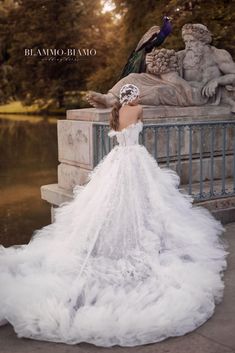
[
  {"xmin": 177, "ymin": 23, "xmax": 235, "ymax": 112},
  {"xmin": 86, "ymin": 24, "xmax": 235, "ymax": 113}
]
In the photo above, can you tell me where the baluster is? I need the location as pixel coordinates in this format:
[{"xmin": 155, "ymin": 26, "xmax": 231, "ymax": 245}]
[
  {"xmin": 108, "ymin": 127, "xmax": 111, "ymax": 152},
  {"xmin": 142, "ymin": 126, "xmax": 145, "ymax": 146},
  {"xmin": 188, "ymin": 125, "xmax": 193, "ymax": 195},
  {"xmin": 221, "ymin": 124, "xmax": 226, "ymax": 195},
  {"xmin": 199, "ymin": 126, "xmax": 204, "ymax": 199},
  {"xmin": 166, "ymin": 127, "xmax": 170, "ymax": 167},
  {"xmin": 154, "ymin": 127, "xmax": 158, "ymax": 161},
  {"xmin": 177, "ymin": 126, "xmax": 182, "ymax": 178},
  {"xmin": 210, "ymin": 125, "xmax": 215, "ymax": 197},
  {"xmin": 93, "ymin": 124, "xmax": 98, "ymax": 167}
]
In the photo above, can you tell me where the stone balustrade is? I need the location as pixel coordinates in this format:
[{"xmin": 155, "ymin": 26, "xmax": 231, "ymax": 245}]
[{"xmin": 41, "ymin": 105, "xmax": 235, "ymax": 223}]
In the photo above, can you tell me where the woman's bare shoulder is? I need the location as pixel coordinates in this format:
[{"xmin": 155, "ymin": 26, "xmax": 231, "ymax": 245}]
[
  {"xmin": 118, "ymin": 105, "xmax": 142, "ymax": 128},
  {"xmin": 120, "ymin": 104, "xmax": 142, "ymax": 114}
]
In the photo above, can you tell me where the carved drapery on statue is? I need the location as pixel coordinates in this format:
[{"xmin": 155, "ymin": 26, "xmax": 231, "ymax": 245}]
[{"xmin": 109, "ymin": 72, "xmax": 208, "ymax": 106}]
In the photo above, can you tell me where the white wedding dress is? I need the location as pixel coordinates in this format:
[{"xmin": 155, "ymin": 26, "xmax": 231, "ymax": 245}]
[{"xmin": 0, "ymin": 120, "xmax": 229, "ymax": 347}]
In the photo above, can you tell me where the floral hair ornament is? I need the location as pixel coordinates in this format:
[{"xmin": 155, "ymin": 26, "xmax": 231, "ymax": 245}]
[{"xmin": 119, "ymin": 84, "xmax": 140, "ymax": 106}]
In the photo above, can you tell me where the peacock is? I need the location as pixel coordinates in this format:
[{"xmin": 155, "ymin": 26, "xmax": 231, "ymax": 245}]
[{"xmin": 119, "ymin": 16, "xmax": 172, "ymax": 79}]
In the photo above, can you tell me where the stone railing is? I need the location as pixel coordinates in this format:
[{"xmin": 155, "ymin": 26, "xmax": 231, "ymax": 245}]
[
  {"xmin": 41, "ymin": 105, "xmax": 235, "ymax": 223},
  {"xmin": 93, "ymin": 120, "xmax": 235, "ymax": 202}
]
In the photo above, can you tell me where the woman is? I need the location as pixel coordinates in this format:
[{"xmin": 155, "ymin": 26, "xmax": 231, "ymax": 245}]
[{"xmin": 0, "ymin": 84, "xmax": 228, "ymax": 347}]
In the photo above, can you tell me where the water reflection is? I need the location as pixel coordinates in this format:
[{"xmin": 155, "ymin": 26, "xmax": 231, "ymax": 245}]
[{"xmin": 0, "ymin": 114, "xmax": 59, "ymax": 247}]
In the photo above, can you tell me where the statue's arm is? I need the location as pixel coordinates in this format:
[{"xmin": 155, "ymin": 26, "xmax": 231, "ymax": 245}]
[
  {"xmin": 213, "ymin": 47, "xmax": 235, "ymax": 85},
  {"xmin": 214, "ymin": 48, "xmax": 235, "ymax": 76},
  {"xmin": 202, "ymin": 47, "xmax": 235, "ymax": 97}
]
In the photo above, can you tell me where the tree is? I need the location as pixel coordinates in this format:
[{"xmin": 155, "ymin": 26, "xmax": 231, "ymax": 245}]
[
  {"xmin": 113, "ymin": 0, "xmax": 235, "ymax": 55},
  {"xmin": 3, "ymin": 0, "xmax": 117, "ymax": 107}
]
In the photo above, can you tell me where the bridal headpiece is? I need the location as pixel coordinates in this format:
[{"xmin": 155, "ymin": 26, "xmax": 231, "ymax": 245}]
[{"xmin": 119, "ymin": 84, "xmax": 140, "ymax": 106}]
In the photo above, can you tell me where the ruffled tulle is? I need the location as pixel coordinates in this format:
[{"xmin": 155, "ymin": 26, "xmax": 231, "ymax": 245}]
[{"xmin": 0, "ymin": 139, "xmax": 229, "ymax": 347}]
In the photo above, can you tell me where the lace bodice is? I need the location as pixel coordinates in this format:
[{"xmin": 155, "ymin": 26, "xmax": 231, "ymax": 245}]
[{"xmin": 108, "ymin": 120, "xmax": 143, "ymax": 146}]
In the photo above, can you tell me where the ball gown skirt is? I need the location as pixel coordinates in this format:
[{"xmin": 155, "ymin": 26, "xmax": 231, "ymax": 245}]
[{"xmin": 0, "ymin": 120, "xmax": 229, "ymax": 347}]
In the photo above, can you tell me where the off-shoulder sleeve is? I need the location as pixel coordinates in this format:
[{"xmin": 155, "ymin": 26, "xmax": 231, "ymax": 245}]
[
  {"xmin": 137, "ymin": 121, "xmax": 144, "ymax": 132},
  {"xmin": 108, "ymin": 129, "xmax": 117, "ymax": 137}
]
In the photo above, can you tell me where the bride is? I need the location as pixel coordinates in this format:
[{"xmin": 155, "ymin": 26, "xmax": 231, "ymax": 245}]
[{"xmin": 0, "ymin": 84, "xmax": 229, "ymax": 347}]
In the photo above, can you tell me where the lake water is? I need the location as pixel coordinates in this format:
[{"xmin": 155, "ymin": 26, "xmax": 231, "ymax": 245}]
[{"xmin": 0, "ymin": 114, "xmax": 59, "ymax": 247}]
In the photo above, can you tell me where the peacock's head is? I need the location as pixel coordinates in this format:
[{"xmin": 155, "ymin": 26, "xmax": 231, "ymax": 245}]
[{"xmin": 163, "ymin": 16, "xmax": 172, "ymax": 23}]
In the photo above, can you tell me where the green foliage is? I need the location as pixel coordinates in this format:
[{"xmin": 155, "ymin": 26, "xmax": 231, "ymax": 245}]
[
  {"xmin": 113, "ymin": 0, "xmax": 235, "ymax": 55},
  {"xmin": 0, "ymin": 0, "xmax": 116, "ymax": 106}
]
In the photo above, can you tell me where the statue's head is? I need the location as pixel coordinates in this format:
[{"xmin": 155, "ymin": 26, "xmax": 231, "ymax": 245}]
[
  {"xmin": 182, "ymin": 24, "xmax": 212, "ymax": 53},
  {"xmin": 147, "ymin": 48, "xmax": 179, "ymax": 75}
]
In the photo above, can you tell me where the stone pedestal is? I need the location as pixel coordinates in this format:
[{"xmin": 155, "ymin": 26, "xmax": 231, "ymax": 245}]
[
  {"xmin": 41, "ymin": 105, "xmax": 235, "ymax": 223},
  {"xmin": 66, "ymin": 104, "xmax": 232, "ymax": 122},
  {"xmin": 57, "ymin": 119, "xmax": 93, "ymax": 190}
]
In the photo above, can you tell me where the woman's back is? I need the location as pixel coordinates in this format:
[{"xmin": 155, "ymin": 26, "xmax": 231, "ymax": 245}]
[{"xmin": 118, "ymin": 104, "xmax": 143, "ymax": 131}]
